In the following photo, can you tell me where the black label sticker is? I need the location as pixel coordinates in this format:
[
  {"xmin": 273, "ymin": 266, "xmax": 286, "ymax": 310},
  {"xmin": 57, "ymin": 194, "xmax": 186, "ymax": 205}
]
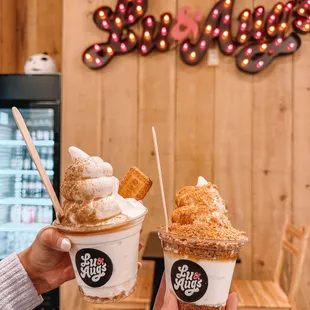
[
  {"xmin": 75, "ymin": 248, "xmax": 113, "ymax": 288},
  {"xmin": 171, "ymin": 260, "xmax": 208, "ymax": 303}
]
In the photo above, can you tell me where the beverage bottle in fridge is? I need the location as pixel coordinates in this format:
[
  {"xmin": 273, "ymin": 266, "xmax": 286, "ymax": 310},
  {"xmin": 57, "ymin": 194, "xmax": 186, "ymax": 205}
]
[
  {"xmin": 23, "ymin": 150, "xmax": 32, "ymax": 170},
  {"xmin": 36, "ymin": 206, "xmax": 44, "ymax": 223},
  {"xmin": 43, "ymin": 206, "xmax": 52, "ymax": 224},
  {"xmin": 11, "ymin": 148, "xmax": 17, "ymax": 169},
  {"xmin": 28, "ymin": 175, "xmax": 36, "ymax": 197},
  {"xmin": 35, "ymin": 176, "xmax": 42, "ymax": 198},
  {"xmin": 49, "ymin": 130, "xmax": 54, "ymax": 140},
  {"xmin": 40, "ymin": 147, "xmax": 47, "ymax": 168},
  {"xmin": 21, "ymin": 175, "xmax": 28, "ymax": 198},
  {"xmin": 10, "ymin": 205, "xmax": 22, "ymax": 223},
  {"xmin": 22, "ymin": 206, "xmax": 32, "ymax": 224},
  {"xmin": 15, "ymin": 129, "xmax": 22, "ymax": 140},
  {"xmin": 14, "ymin": 176, "xmax": 22, "ymax": 198},
  {"xmin": 37, "ymin": 129, "xmax": 43, "ymax": 140},
  {"xmin": 46, "ymin": 147, "xmax": 54, "ymax": 170}
]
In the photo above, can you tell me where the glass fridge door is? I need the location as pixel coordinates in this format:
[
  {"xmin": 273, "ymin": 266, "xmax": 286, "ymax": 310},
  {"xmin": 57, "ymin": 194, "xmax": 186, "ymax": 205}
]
[{"xmin": 0, "ymin": 108, "xmax": 56, "ymax": 258}]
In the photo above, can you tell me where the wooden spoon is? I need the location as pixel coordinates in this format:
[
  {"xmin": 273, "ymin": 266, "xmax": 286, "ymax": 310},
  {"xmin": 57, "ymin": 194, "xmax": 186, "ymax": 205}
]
[{"xmin": 12, "ymin": 107, "xmax": 63, "ymax": 217}]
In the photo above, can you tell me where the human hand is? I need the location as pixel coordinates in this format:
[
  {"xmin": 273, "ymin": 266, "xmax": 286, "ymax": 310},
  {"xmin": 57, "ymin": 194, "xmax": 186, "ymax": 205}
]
[
  {"xmin": 154, "ymin": 274, "xmax": 238, "ymax": 310},
  {"xmin": 18, "ymin": 227, "xmax": 74, "ymax": 295},
  {"xmin": 18, "ymin": 226, "xmax": 144, "ymax": 295}
]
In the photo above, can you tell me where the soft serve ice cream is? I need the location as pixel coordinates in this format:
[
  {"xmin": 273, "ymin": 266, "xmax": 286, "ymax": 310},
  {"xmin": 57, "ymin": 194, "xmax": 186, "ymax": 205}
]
[
  {"xmin": 159, "ymin": 177, "xmax": 247, "ymax": 310},
  {"xmin": 59, "ymin": 147, "xmax": 147, "ymax": 228},
  {"xmin": 55, "ymin": 147, "xmax": 152, "ymax": 303}
]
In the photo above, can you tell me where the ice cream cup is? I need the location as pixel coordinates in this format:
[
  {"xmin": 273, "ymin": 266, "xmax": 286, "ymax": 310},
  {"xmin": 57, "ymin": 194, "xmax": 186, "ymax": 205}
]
[
  {"xmin": 158, "ymin": 228, "xmax": 247, "ymax": 310},
  {"xmin": 53, "ymin": 210, "xmax": 147, "ymax": 304}
]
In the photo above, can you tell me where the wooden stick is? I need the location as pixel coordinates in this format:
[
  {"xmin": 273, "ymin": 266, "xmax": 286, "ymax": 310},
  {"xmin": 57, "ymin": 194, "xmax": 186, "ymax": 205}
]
[
  {"xmin": 12, "ymin": 107, "xmax": 63, "ymax": 216},
  {"xmin": 152, "ymin": 127, "xmax": 169, "ymax": 232}
]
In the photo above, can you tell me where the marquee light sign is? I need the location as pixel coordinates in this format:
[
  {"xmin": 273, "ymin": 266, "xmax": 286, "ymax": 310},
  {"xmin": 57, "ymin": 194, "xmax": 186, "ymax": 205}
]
[{"xmin": 82, "ymin": 0, "xmax": 310, "ymax": 74}]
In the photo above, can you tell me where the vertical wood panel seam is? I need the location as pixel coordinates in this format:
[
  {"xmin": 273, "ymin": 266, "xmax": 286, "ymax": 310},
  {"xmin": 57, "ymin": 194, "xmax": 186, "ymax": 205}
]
[
  {"xmin": 173, "ymin": 0, "xmax": 178, "ymax": 200},
  {"xmin": 251, "ymin": 0, "xmax": 254, "ymax": 277},
  {"xmin": 291, "ymin": 54, "xmax": 295, "ymax": 225}
]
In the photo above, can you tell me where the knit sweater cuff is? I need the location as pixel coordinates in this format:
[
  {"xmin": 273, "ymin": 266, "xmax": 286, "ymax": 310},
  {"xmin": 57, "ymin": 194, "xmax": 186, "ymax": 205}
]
[{"xmin": 0, "ymin": 253, "xmax": 43, "ymax": 310}]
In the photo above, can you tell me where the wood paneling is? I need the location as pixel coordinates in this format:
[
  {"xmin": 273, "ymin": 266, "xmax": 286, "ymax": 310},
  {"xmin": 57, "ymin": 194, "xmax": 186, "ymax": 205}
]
[
  {"xmin": 175, "ymin": 0, "xmax": 215, "ymax": 195},
  {"xmin": 16, "ymin": 0, "xmax": 62, "ymax": 72},
  {"xmin": 0, "ymin": 0, "xmax": 17, "ymax": 73},
  {"xmin": 61, "ymin": 0, "xmax": 310, "ymax": 307},
  {"xmin": 213, "ymin": 0, "xmax": 253, "ymax": 280},
  {"xmin": 293, "ymin": 34, "xmax": 310, "ymax": 309},
  {"xmin": 138, "ymin": 0, "xmax": 177, "ymax": 241},
  {"xmin": 0, "ymin": 0, "xmax": 304, "ymax": 308},
  {"xmin": 252, "ymin": 0, "xmax": 293, "ymax": 282},
  {"xmin": 0, "ymin": 0, "xmax": 62, "ymax": 74}
]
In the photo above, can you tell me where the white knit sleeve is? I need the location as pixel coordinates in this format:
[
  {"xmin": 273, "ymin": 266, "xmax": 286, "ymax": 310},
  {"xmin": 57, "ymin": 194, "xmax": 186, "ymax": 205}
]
[{"xmin": 0, "ymin": 253, "xmax": 43, "ymax": 310}]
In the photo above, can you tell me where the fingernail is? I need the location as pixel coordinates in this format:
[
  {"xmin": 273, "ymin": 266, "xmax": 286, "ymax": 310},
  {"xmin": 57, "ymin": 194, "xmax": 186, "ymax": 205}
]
[
  {"xmin": 60, "ymin": 238, "xmax": 71, "ymax": 252},
  {"xmin": 138, "ymin": 262, "xmax": 142, "ymax": 269},
  {"xmin": 139, "ymin": 243, "xmax": 143, "ymax": 250}
]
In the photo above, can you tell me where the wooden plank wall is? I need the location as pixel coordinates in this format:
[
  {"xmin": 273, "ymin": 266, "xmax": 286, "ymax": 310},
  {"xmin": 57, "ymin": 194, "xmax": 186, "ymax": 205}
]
[
  {"xmin": 0, "ymin": 0, "xmax": 62, "ymax": 74},
  {"xmin": 1, "ymin": 0, "xmax": 310, "ymax": 308},
  {"xmin": 62, "ymin": 1, "xmax": 310, "ymax": 308}
]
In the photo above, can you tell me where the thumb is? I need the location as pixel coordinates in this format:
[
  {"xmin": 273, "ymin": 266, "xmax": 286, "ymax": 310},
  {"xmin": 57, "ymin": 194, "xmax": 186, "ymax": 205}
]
[
  {"xmin": 226, "ymin": 292, "xmax": 238, "ymax": 310},
  {"xmin": 38, "ymin": 227, "xmax": 71, "ymax": 252},
  {"xmin": 162, "ymin": 291, "xmax": 178, "ymax": 310}
]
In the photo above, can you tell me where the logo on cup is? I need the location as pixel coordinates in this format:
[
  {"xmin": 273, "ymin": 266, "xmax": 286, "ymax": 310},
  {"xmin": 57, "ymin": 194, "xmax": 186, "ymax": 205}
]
[
  {"xmin": 75, "ymin": 249, "xmax": 113, "ymax": 288},
  {"xmin": 171, "ymin": 260, "xmax": 208, "ymax": 302}
]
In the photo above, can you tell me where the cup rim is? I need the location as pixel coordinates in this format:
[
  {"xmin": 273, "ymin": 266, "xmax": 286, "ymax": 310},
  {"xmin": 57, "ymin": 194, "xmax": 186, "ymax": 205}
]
[
  {"xmin": 157, "ymin": 226, "xmax": 248, "ymax": 244},
  {"xmin": 53, "ymin": 208, "xmax": 147, "ymax": 234}
]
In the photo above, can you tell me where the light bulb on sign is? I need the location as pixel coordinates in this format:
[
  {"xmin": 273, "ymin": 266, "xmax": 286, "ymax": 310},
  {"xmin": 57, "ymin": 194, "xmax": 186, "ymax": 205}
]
[
  {"xmin": 260, "ymin": 43, "xmax": 267, "ymax": 51},
  {"xmin": 243, "ymin": 11, "xmax": 250, "ymax": 19},
  {"xmin": 161, "ymin": 27, "xmax": 167, "ymax": 36},
  {"xmin": 242, "ymin": 59, "xmax": 249, "ymax": 66},
  {"xmin": 227, "ymin": 44, "xmax": 234, "ymax": 52},
  {"xmin": 129, "ymin": 33, "xmax": 136, "ymax": 42},
  {"xmin": 128, "ymin": 15, "xmax": 135, "ymax": 23},
  {"xmin": 256, "ymin": 60, "xmax": 264, "ymax": 69},
  {"xmin": 115, "ymin": 17, "xmax": 122, "ymax": 26},
  {"xmin": 240, "ymin": 34, "xmax": 247, "ymax": 42},
  {"xmin": 136, "ymin": 5, "xmax": 143, "ymax": 14},
  {"xmin": 159, "ymin": 40, "xmax": 166, "ymax": 49},
  {"xmin": 213, "ymin": 28, "xmax": 220, "ymax": 36},
  {"xmin": 144, "ymin": 31, "xmax": 151, "ymax": 39},
  {"xmin": 99, "ymin": 11, "xmax": 105, "ymax": 18},
  {"xmin": 245, "ymin": 48, "xmax": 252, "ymax": 56},
  {"xmin": 147, "ymin": 17, "xmax": 153, "ymax": 26},
  {"xmin": 95, "ymin": 58, "xmax": 102, "ymax": 65},
  {"xmin": 94, "ymin": 44, "xmax": 101, "ymax": 51},
  {"xmin": 222, "ymin": 31, "xmax": 229, "ymax": 38},
  {"xmin": 182, "ymin": 43, "xmax": 189, "ymax": 52},
  {"xmin": 119, "ymin": 4, "xmax": 125, "ymax": 11},
  {"xmin": 121, "ymin": 43, "xmax": 127, "ymax": 52},
  {"xmin": 224, "ymin": 14, "xmax": 230, "ymax": 23},
  {"xmin": 200, "ymin": 40, "xmax": 207, "ymax": 49},
  {"xmin": 269, "ymin": 26, "xmax": 275, "ymax": 33},
  {"xmin": 206, "ymin": 25, "xmax": 212, "ymax": 33},
  {"xmin": 275, "ymin": 38, "xmax": 283, "ymax": 45},
  {"xmin": 163, "ymin": 15, "xmax": 170, "ymax": 23},
  {"xmin": 85, "ymin": 53, "xmax": 92, "ymax": 60},
  {"xmin": 190, "ymin": 51, "xmax": 196, "ymax": 60},
  {"xmin": 141, "ymin": 45, "xmax": 147, "ymax": 53},
  {"xmin": 107, "ymin": 47, "xmax": 114, "ymax": 55}
]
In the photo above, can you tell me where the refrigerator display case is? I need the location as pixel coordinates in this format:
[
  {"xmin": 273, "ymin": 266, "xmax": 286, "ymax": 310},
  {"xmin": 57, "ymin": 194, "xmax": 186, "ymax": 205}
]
[{"xmin": 0, "ymin": 74, "xmax": 61, "ymax": 310}]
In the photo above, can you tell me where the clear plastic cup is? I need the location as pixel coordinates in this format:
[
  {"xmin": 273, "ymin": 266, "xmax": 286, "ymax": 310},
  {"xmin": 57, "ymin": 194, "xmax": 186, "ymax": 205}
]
[
  {"xmin": 158, "ymin": 228, "xmax": 247, "ymax": 310},
  {"xmin": 53, "ymin": 211, "xmax": 146, "ymax": 304}
]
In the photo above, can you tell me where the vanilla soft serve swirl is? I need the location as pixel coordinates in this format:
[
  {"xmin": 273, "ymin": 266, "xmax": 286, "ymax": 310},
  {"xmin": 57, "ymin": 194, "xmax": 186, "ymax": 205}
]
[{"xmin": 60, "ymin": 147, "xmax": 145, "ymax": 226}]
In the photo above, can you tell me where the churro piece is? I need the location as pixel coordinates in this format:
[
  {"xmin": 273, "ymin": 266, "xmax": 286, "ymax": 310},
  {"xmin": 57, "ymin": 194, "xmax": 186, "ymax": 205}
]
[{"xmin": 119, "ymin": 167, "xmax": 152, "ymax": 200}]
